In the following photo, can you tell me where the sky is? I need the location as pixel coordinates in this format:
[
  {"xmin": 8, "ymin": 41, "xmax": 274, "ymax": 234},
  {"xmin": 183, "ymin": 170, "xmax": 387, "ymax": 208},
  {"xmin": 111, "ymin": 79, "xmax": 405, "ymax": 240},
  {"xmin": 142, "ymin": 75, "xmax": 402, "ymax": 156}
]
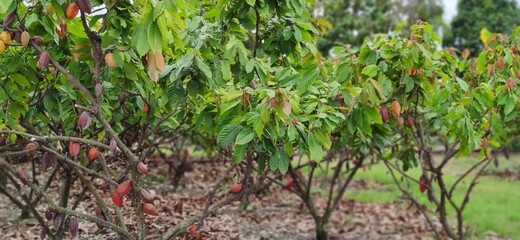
[{"xmin": 442, "ymin": 0, "xmax": 457, "ymax": 23}]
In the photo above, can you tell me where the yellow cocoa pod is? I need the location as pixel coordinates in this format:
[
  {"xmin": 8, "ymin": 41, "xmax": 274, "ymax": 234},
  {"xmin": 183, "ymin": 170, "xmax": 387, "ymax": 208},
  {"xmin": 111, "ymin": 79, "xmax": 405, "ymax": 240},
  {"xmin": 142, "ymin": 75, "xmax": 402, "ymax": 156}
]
[
  {"xmin": 0, "ymin": 41, "xmax": 5, "ymax": 54},
  {"xmin": 0, "ymin": 31, "xmax": 11, "ymax": 44},
  {"xmin": 21, "ymin": 31, "xmax": 30, "ymax": 47},
  {"xmin": 105, "ymin": 52, "xmax": 117, "ymax": 68}
]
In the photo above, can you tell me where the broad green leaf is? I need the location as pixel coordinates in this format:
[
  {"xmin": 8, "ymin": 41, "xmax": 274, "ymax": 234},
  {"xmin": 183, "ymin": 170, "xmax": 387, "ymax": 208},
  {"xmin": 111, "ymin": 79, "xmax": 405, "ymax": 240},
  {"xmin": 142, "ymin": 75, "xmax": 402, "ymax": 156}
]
[
  {"xmin": 217, "ymin": 124, "xmax": 243, "ymax": 147},
  {"xmin": 235, "ymin": 128, "xmax": 255, "ymax": 145}
]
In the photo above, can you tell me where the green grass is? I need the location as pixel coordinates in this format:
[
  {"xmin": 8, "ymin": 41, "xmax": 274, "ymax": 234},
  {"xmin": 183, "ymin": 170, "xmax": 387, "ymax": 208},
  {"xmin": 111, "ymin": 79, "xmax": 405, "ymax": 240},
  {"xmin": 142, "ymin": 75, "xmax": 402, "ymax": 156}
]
[{"xmin": 338, "ymin": 158, "xmax": 520, "ymax": 238}]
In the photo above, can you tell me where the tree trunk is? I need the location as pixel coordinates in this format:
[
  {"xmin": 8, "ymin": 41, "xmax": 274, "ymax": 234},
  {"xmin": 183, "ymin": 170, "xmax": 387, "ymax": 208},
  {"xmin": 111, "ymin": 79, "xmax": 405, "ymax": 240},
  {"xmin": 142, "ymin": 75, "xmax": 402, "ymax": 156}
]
[{"xmin": 316, "ymin": 221, "xmax": 329, "ymax": 240}]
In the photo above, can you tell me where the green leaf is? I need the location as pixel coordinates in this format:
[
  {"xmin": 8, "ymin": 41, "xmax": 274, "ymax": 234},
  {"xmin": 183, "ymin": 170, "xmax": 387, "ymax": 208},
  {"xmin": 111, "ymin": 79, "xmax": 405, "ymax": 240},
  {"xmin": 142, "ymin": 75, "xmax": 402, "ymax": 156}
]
[
  {"xmin": 456, "ymin": 78, "xmax": 468, "ymax": 91},
  {"xmin": 361, "ymin": 65, "xmax": 378, "ymax": 78},
  {"xmin": 132, "ymin": 25, "xmax": 150, "ymax": 57},
  {"xmin": 148, "ymin": 23, "xmax": 162, "ymax": 52},
  {"xmin": 195, "ymin": 56, "xmax": 212, "ymax": 80},
  {"xmin": 221, "ymin": 60, "xmax": 232, "ymax": 81},
  {"xmin": 235, "ymin": 128, "xmax": 255, "ymax": 145},
  {"xmin": 308, "ymin": 133, "xmax": 324, "ymax": 162},
  {"xmin": 233, "ymin": 144, "xmax": 247, "ymax": 163},
  {"xmin": 217, "ymin": 124, "xmax": 243, "ymax": 147}
]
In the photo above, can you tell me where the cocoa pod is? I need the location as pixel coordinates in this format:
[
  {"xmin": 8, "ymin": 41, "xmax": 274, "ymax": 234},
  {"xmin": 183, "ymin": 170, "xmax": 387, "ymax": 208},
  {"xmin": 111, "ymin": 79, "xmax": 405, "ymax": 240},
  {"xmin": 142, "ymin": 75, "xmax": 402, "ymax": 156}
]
[
  {"xmin": 109, "ymin": 139, "xmax": 117, "ymax": 155},
  {"xmin": 21, "ymin": 31, "xmax": 30, "ymax": 47},
  {"xmin": 56, "ymin": 18, "xmax": 67, "ymax": 39},
  {"xmin": 0, "ymin": 31, "xmax": 12, "ymax": 43},
  {"xmin": 154, "ymin": 52, "xmax": 165, "ymax": 71},
  {"xmin": 41, "ymin": 152, "xmax": 57, "ymax": 171},
  {"xmin": 40, "ymin": 227, "xmax": 47, "ymax": 240},
  {"xmin": 142, "ymin": 203, "xmax": 158, "ymax": 215},
  {"xmin": 139, "ymin": 189, "xmax": 155, "ymax": 203},
  {"xmin": 506, "ymin": 77, "xmax": 517, "ymax": 90},
  {"xmin": 77, "ymin": 0, "xmax": 92, "ymax": 14},
  {"xmin": 0, "ymin": 41, "xmax": 4, "ymax": 54},
  {"xmin": 512, "ymin": 46, "xmax": 519, "ymax": 56},
  {"xmin": 379, "ymin": 106, "xmax": 389, "ymax": 123},
  {"xmin": 45, "ymin": 207, "xmax": 54, "ymax": 220},
  {"xmin": 95, "ymin": 205, "xmax": 106, "ymax": 220},
  {"xmin": 25, "ymin": 142, "xmax": 37, "ymax": 151},
  {"xmin": 112, "ymin": 191, "xmax": 123, "ymax": 207},
  {"xmin": 419, "ymin": 175, "xmax": 427, "ymax": 193},
  {"xmin": 78, "ymin": 111, "xmax": 91, "ymax": 131},
  {"xmin": 33, "ymin": 36, "xmax": 44, "ymax": 46},
  {"xmin": 118, "ymin": 92, "xmax": 126, "ymax": 105},
  {"xmin": 16, "ymin": 170, "xmax": 29, "ymax": 183},
  {"xmin": 482, "ymin": 137, "xmax": 489, "ymax": 149},
  {"xmin": 53, "ymin": 213, "xmax": 63, "ymax": 229},
  {"xmin": 2, "ymin": 11, "xmax": 16, "ymax": 28},
  {"xmin": 391, "ymin": 100, "xmax": 401, "ymax": 117},
  {"xmin": 95, "ymin": 83, "xmax": 102, "ymax": 96},
  {"xmin": 68, "ymin": 141, "xmax": 81, "ymax": 157},
  {"xmin": 461, "ymin": 49, "xmax": 470, "ymax": 59},
  {"xmin": 87, "ymin": 147, "xmax": 98, "ymax": 160},
  {"xmin": 105, "ymin": 53, "xmax": 117, "ymax": 68},
  {"xmin": 136, "ymin": 161, "xmax": 148, "ymax": 174},
  {"xmin": 115, "ymin": 180, "xmax": 132, "ymax": 197},
  {"xmin": 495, "ymin": 57, "xmax": 504, "ymax": 71},
  {"xmin": 230, "ymin": 183, "xmax": 242, "ymax": 193},
  {"xmin": 38, "ymin": 51, "xmax": 50, "ymax": 69},
  {"xmin": 66, "ymin": 3, "xmax": 79, "ymax": 19},
  {"xmin": 69, "ymin": 216, "xmax": 79, "ymax": 237}
]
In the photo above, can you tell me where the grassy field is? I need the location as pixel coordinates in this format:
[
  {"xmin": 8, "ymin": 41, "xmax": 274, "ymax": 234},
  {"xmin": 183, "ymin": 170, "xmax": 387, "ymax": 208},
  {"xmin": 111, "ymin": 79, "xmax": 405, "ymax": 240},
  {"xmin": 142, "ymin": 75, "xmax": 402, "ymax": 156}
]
[{"xmin": 339, "ymin": 155, "xmax": 520, "ymax": 239}]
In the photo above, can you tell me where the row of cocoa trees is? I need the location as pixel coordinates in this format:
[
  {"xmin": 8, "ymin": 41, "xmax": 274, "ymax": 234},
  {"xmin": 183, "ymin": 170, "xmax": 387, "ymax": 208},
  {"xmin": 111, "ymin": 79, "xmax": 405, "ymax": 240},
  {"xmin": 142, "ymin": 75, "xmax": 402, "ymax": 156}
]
[{"xmin": 1, "ymin": 1, "xmax": 519, "ymax": 239}]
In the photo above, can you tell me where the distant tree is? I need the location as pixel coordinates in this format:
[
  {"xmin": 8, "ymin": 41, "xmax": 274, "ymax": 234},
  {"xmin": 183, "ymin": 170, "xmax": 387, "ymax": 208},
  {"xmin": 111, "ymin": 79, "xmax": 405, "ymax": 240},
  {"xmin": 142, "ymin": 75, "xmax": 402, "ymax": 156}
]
[
  {"xmin": 317, "ymin": 0, "xmax": 445, "ymax": 55},
  {"xmin": 445, "ymin": 0, "xmax": 520, "ymax": 55}
]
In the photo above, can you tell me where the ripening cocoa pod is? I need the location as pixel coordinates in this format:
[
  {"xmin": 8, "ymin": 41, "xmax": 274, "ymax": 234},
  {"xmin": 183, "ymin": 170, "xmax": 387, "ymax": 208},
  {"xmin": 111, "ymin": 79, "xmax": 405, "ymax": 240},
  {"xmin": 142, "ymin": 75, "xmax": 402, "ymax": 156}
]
[
  {"xmin": 95, "ymin": 83, "xmax": 102, "ymax": 96},
  {"xmin": 45, "ymin": 207, "xmax": 54, "ymax": 220},
  {"xmin": 137, "ymin": 161, "xmax": 148, "ymax": 174},
  {"xmin": 139, "ymin": 189, "xmax": 155, "ymax": 203},
  {"xmin": 41, "ymin": 152, "xmax": 56, "ymax": 171},
  {"xmin": 38, "ymin": 51, "xmax": 51, "ymax": 69},
  {"xmin": 506, "ymin": 77, "xmax": 517, "ymax": 90},
  {"xmin": 116, "ymin": 180, "xmax": 132, "ymax": 197},
  {"xmin": 68, "ymin": 141, "xmax": 81, "ymax": 157},
  {"xmin": 461, "ymin": 49, "xmax": 470, "ymax": 59},
  {"xmin": 0, "ymin": 41, "xmax": 5, "ymax": 54},
  {"xmin": 77, "ymin": 0, "xmax": 92, "ymax": 14},
  {"xmin": 495, "ymin": 57, "xmax": 504, "ymax": 71},
  {"xmin": 25, "ymin": 142, "xmax": 37, "ymax": 151},
  {"xmin": 88, "ymin": 147, "xmax": 98, "ymax": 160},
  {"xmin": 118, "ymin": 92, "xmax": 126, "ymax": 105},
  {"xmin": 78, "ymin": 111, "xmax": 91, "ymax": 131},
  {"xmin": 53, "ymin": 213, "xmax": 63, "ymax": 229},
  {"xmin": 482, "ymin": 137, "xmax": 489, "ymax": 149},
  {"xmin": 154, "ymin": 52, "xmax": 165, "ymax": 71},
  {"xmin": 21, "ymin": 31, "xmax": 30, "ymax": 47},
  {"xmin": 391, "ymin": 100, "xmax": 401, "ymax": 117},
  {"xmin": 230, "ymin": 183, "xmax": 242, "ymax": 193},
  {"xmin": 112, "ymin": 191, "xmax": 123, "ymax": 207},
  {"xmin": 406, "ymin": 116, "xmax": 415, "ymax": 128},
  {"xmin": 65, "ymin": 3, "xmax": 79, "ymax": 19},
  {"xmin": 0, "ymin": 31, "xmax": 12, "ymax": 43},
  {"xmin": 379, "ymin": 106, "xmax": 389, "ymax": 123},
  {"xmin": 2, "ymin": 11, "xmax": 16, "ymax": 28},
  {"xmin": 142, "ymin": 203, "xmax": 158, "ymax": 215},
  {"xmin": 105, "ymin": 52, "xmax": 117, "ymax": 68},
  {"xmin": 33, "ymin": 36, "xmax": 44, "ymax": 46},
  {"xmin": 419, "ymin": 175, "xmax": 427, "ymax": 193},
  {"xmin": 109, "ymin": 139, "xmax": 117, "ymax": 155},
  {"xmin": 95, "ymin": 205, "xmax": 106, "ymax": 220},
  {"xmin": 512, "ymin": 46, "xmax": 519, "ymax": 56},
  {"xmin": 69, "ymin": 216, "xmax": 79, "ymax": 237}
]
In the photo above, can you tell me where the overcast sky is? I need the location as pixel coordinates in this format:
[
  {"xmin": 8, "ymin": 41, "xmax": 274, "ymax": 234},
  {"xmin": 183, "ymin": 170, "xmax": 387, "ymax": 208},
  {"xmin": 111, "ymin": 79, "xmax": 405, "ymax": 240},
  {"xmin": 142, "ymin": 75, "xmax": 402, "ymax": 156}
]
[{"xmin": 441, "ymin": 0, "xmax": 457, "ymax": 23}]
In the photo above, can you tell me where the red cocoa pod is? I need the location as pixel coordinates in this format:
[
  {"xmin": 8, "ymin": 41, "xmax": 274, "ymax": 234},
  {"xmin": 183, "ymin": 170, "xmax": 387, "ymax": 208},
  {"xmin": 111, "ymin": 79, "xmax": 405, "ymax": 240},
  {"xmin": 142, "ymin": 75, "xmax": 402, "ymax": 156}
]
[
  {"xmin": 482, "ymin": 137, "xmax": 489, "ymax": 149},
  {"xmin": 109, "ymin": 139, "xmax": 117, "ymax": 155},
  {"xmin": 391, "ymin": 100, "xmax": 401, "ymax": 117},
  {"xmin": 2, "ymin": 11, "xmax": 16, "ymax": 28},
  {"xmin": 116, "ymin": 180, "xmax": 132, "ymax": 197},
  {"xmin": 69, "ymin": 216, "xmax": 79, "ymax": 237},
  {"xmin": 112, "ymin": 191, "xmax": 123, "ymax": 207},
  {"xmin": 41, "ymin": 152, "xmax": 56, "ymax": 171},
  {"xmin": 136, "ymin": 161, "xmax": 148, "ymax": 174},
  {"xmin": 285, "ymin": 180, "xmax": 294, "ymax": 189},
  {"xmin": 45, "ymin": 207, "xmax": 54, "ymax": 220},
  {"xmin": 379, "ymin": 106, "xmax": 389, "ymax": 123},
  {"xmin": 230, "ymin": 183, "xmax": 242, "ymax": 193},
  {"xmin": 142, "ymin": 203, "xmax": 158, "ymax": 215},
  {"xmin": 16, "ymin": 170, "xmax": 29, "ymax": 183},
  {"xmin": 77, "ymin": 0, "xmax": 92, "ymax": 14},
  {"xmin": 53, "ymin": 213, "xmax": 63, "ymax": 229},
  {"xmin": 188, "ymin": 224, "xmax": 197, "ymax": 235},
  {"xmin": 38, "ymin": 51, "xmax": 50, "ymax": 69},
  {"xmin": 495, "ymin": 57, "xmax": 504, "ymax": 71},
  {"xmin": 65, "ymin": 3, "xmax": 79, "ymax": 19},
  {"xmin": 139, "ymin": 189, "xmax": 155, "ymax": 203},
  {"xmin": 95, "ymin": 83, "xmax": 102, "ymax": 96},
  {"xmin": 512, "ymin": 46, "xmax": 519, "ymax": 56},
  {"xmin": 68, "ymin": 141, "xmax": 80, "ymax": 157},
  {"xmin": 21, "ymin": 31, "xmax": 30, "ymax": 47},
  {"xmin": 406, "ymin": 116, "xmax": 415, "ymax": 128},
  {"xmin": 419, "ymin": 175, "xmax": 427, "ymax": 193},
  {"xmin": 95, "ymin": 205, "xmax": 106, "ymax": 221},
  {"xmin": 88, "ymin": 147, "xmax": 98, "ymax": 160},
  {"xmin": 33, "ymin": 36, "xmax": 44, "ymax": 46},
  {"xmin": 506, "ymin": 77, "xmax": 517, "ymax": 90},
  {"xmin": 78, "ymin": 111, "xmax": 91, "ymax": 131}
]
